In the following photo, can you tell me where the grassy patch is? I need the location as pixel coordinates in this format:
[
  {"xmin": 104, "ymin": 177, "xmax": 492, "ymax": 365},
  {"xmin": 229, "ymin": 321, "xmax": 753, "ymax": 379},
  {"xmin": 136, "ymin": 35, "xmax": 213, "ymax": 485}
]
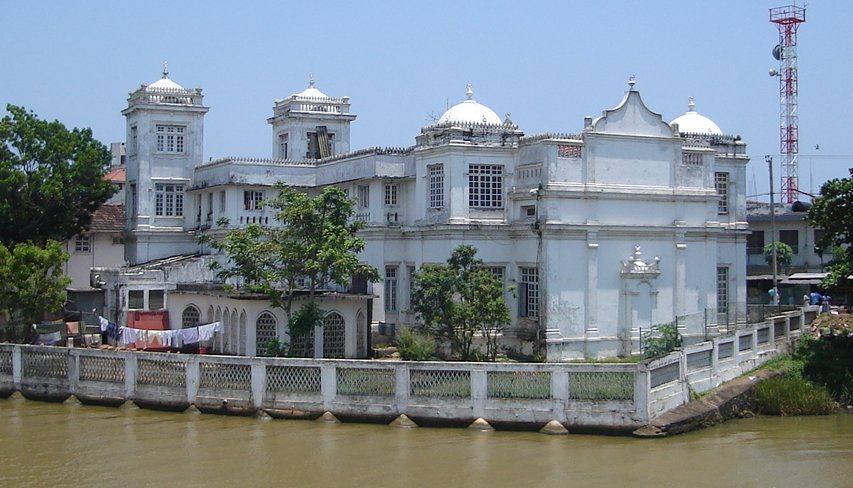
[{"xmin": 753, "ymin": 376, "xmax": 837, "ymax": 415}]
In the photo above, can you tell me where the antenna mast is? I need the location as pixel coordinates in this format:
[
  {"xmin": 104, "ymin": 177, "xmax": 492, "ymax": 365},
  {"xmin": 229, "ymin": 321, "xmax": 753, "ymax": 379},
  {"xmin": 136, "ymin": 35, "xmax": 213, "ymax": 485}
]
[{"xmin": 770, "ymin": 4, "xmax": 806, "ymax": 204}]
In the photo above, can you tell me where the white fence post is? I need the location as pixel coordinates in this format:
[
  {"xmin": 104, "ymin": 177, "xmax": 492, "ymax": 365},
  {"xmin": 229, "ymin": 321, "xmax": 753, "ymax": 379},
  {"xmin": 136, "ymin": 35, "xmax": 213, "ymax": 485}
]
[
  {"xmin": 251, "ymin": 360, "xmax": 265, "ymax": 409},
  {"xmin": 321, "ymin": 362, "xmax": 336, "ymax": 410}
]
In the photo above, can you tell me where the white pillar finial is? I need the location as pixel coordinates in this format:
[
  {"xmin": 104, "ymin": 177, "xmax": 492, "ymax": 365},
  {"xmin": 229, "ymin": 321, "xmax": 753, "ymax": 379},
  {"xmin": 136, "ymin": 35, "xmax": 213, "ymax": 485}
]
[
  {"xmin": 162, "ymin": 61, "xmax": 169, "ymax": 79},
  {"xmin": 687, "ymin": 96, "xmax": 696, "ymax": 111},
  {"xmin": 628, "ymin": 75, "xmax": 636, "ymax": 90},
  {"xmin": 309, "ymin": 73, "xmax": 315, "ymax": 88},
  {"xmin": 466, "ymin": 83, "xmax": 474, "ymax": 100}
]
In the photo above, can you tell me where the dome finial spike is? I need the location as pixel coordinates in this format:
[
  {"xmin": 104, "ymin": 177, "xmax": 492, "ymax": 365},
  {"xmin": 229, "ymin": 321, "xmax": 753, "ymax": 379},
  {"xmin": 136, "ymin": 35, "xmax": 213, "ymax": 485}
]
[
  {"xmin": 628, "ymin": 74, "xmax": 636, "ymax": 90},
  {"xmin": 309, "ymin": 73, "xmax": 315, "ymax": 88},
  {"xmin": 688, "ymin": 96, "xmax": 696, "ymax": 112},
  {"xmin": 162, "ymin": 61, "xmax": 169, "ymax": 79},
  {"xmin": 466, "ymin": 83, "xmax": 474, "ymax": 100}
]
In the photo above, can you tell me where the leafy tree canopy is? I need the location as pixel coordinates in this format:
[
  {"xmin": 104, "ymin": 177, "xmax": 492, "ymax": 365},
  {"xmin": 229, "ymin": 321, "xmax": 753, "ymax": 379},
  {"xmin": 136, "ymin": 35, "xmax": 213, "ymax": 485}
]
[
  {"xmin": 807, "ymin": 169, "xmax": 853, "ymax": 287},
  {"xmin": 0, "ymin": 240, "xmax": 70, "ymax": 341},
  {"xmin": 411, "ymin": 245, "xmax": 511, "ymax": 361},
  {"xmin": 0, "ymin": 104, "xmax": 115, "ymax": 246},
  {"xmin": 763, "ymin": 241, "xmax": 793, "ymax": 270}
]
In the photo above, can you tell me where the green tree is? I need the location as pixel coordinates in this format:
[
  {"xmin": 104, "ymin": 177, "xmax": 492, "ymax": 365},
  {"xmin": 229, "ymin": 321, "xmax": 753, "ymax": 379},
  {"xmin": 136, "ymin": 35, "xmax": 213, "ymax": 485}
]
[
  {"xmin": 0, "ymin": 105, "xmax": 115, "ymax": 246},
  {"xmin": 202, "ymin": 185, "xmax": 380, "ymax": 356},
  {"xmin": 411, "ymin": 245, "xmax": 511, "ymax": 361},
  {"xmin": 763, "ymin": 241, "xmax": 793, "ymax": 273},
  {"xmin": 808, "ymin": 169, "xmax": 853, "ymax": 288},
  {"xmin": 0, "ymin": 240, "xmax": 70, "ymax": 341}
]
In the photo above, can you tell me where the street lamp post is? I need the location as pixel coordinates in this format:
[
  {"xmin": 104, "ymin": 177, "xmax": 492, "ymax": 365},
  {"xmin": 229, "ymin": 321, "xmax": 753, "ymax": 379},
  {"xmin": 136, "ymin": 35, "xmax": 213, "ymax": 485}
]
[{"xmin": 766, "ymin": 155, "xmax": 779, "ymax": 305}]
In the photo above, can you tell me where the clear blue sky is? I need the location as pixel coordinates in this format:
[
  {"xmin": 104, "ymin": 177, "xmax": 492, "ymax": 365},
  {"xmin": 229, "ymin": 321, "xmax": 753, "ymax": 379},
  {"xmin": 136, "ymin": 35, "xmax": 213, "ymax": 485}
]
[{"xmin": 2, "ymin": 0, "xmax": 850, "ymax": 201}]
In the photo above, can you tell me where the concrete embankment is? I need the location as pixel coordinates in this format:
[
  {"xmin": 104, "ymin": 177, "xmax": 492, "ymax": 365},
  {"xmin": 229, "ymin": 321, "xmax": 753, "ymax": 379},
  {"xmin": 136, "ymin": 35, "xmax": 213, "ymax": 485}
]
[{"xmin": 633, "ymin": 369, "xmax": 783, "ymax": 438}]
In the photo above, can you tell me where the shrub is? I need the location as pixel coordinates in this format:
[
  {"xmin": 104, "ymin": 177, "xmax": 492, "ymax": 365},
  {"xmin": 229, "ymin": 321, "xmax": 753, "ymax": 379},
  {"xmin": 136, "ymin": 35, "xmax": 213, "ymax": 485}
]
[
  {"xmin": 642, "ymin": 323, "xmax": 682, "ymax": 359},
  {"xmin": 264, "ymin": 338, "xmax": 289, "ymax": 357},
  {"xmin": 794, "ymin": 332, "xmax": 853, "ymax": 404},
  {"xmin": 395, "ymin": 326, "xmax": 436, "ymax": 361}
]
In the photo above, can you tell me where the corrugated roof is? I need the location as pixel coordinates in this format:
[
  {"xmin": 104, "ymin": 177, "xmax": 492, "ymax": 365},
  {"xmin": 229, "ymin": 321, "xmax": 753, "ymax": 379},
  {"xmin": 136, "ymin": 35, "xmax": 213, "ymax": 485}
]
[{"xmin": 89, "ymin": 204, "xmax": 124, "ymax": 232}]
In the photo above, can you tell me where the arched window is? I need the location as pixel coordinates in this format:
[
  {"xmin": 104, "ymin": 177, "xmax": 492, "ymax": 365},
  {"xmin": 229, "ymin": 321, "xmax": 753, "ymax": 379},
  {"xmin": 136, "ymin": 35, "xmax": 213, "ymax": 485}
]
[
  {"xmin": 232, "ymin": 310, "xmax": 240, "ymax": 355},
  {"xmin": 182, "ymin": 305, "xmax": 201, "ymax": 329},
  {"xmin": 239, "ymin": 311, "xmax": 247, "ymax": 356},
  {"xmin": 356, "ymin": 311, "xmax": 366, "ymax": 358},
  {"xmin": 256, "ymin": 312, "xmax": 277, "ymax": 357},
  {"xmin": 323, "ymin": 312, "xmax": 346, "ymax": 359}
]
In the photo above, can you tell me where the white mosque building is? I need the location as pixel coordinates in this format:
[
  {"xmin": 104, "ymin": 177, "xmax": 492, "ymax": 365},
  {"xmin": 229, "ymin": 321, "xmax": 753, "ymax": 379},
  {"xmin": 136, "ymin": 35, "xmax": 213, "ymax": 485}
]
[{"xmin": 99, "ymin": 67, "xmax": 748, "ymax": 361}]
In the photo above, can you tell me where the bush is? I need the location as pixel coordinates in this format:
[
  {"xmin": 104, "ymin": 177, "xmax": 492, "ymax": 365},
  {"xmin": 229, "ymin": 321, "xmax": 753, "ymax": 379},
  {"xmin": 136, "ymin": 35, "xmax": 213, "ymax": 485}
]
[
  {"xmin": 642, "ymin": 323, "xmax": 682, "ymax": 359},
  {"xmin": 264, "ymin": 338, "xmax": 289, "ymax": 357},
  {"xmin": 794, "ymin": 333, "xmax": 853, "ymax": 404},
  {"xmin": 395, "ymin": 326, "xmax": 435, "ymax": 361}
]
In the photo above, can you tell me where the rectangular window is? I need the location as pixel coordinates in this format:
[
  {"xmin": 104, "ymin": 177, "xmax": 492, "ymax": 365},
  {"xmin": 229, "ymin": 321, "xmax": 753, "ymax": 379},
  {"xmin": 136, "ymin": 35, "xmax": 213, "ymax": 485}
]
[
  {"xmin": 484, "ymin": 266, "xmax": 505, "ymax": 288},
  {"xmin": 385, "ymin": 266, "xmax": 398, "ymax": 312},
  {"xmin": 715, "ymin": 172, "xmax": 729, "ymax": 215},
  {"xmin": 112, "ymin": 234, "xmax": 124, "ymax": 245},
  {"xmin": 384, "ymin": 184, "xmax": 398, "ymax": 206},
  {"xmin": 130, "ymin": 183, "xmax": 137, "ymax": 220},
  {"xmin": 206, "ymin": 193, "xmax": 213, "ymax": 221},
  {"xmin": 130, "ymin": 126, "xmax": 138, "ymax": 155},
  {"xmin": 155, "ymin": 183, "xmax": 185, "ymax": 216},
  {"xmin": 717, "ymin": 266, "xmax": 729, "ymax": 314},
  {"xmin": 149, "ymin": 290, "xmax": 165, "ymax": 310},
  {"xmin": 813, "ymin": 229, "xmax": 826, "ymax": 255},
  {"xmin": 780, "ymin": 229, "xmax": 799, "ymax": 254},
  {"xmin": 74, "ymin": 234, "xmax": 91, "ymax": 253},
  {"xmin": 469, "ymin": 164, "xmax": 503, "ymax": 208},
  {"xmin": 219, "ymin": 191, "xmax": 226, "ymax": 212},
  {"xmin": 128, "ymin": 290, "xmax": 145, "ymax": 310},
  {"xmin": 243, "ymin": 190, "xmax": 263, "ymax": 210},
  {"xmin": 407, "ymin": 265, "xmax": 416, "ymax": 309},
  {"xmin": 521, "ymin": 205, "xmax": 536, "ymax": 219},
  {"xmin": 428, "ymin": 164, "xmax": 444, "ymax": 208},
  {"xmin": 155, "ymin": 125, "xmax": 186, "ymax": 153},
  {"xmin": 747, "ymin": 230, "xmax": 765, "ymax": 255},
  {"xmin": 519, "ymin": 267, "xmax": 539, "ymax": 318},
  {"xmin": 278, "ymin": 133, "xmax": 289, "ymax": 159},
  {"xmin": 358, "ymin": 185, "xmax": 370, "ymax": 209}
]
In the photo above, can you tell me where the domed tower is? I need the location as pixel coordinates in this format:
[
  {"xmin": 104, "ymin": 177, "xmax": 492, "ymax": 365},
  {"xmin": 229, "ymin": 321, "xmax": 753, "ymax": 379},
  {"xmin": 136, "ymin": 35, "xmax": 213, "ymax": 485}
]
[
  {"xmin": 121, "ymin": 64, "xmax": 209, "ymax": 264},
  {"xmin": 670, "ymin": 97, "xmax": 722, "ymax": 135},
  {"xmin": 416, "ymin": 84, "xmax": 522, "ymax": 147},
  {"xmin": 267, "ymin": 77, "xmax": 356, "ymax": 160}
]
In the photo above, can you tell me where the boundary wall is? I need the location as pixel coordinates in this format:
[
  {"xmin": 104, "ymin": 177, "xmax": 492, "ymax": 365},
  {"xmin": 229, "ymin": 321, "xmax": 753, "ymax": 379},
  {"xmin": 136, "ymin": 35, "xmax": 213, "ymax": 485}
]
[{"xmin": 0, "ymin": 307, "xmax": 814, "ymax": 433}]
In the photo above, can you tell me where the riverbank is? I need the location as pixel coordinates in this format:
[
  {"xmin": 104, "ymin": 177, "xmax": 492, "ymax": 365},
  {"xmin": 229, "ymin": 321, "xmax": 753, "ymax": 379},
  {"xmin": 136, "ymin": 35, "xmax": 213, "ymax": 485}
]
[{"xmin": 633, "ymin": 368, "xmax": 782, "ymax": 437}]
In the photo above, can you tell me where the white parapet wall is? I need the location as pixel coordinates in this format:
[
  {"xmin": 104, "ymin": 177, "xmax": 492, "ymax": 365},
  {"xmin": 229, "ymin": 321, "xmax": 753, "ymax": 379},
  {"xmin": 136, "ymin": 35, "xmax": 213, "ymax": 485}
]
[{"xmin": 0, "ymin": 307, "xmax": 813, "ymax": 432}]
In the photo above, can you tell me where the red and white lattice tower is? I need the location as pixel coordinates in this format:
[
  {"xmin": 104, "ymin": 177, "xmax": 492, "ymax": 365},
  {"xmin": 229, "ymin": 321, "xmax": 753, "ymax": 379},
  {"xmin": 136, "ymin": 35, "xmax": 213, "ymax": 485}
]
[{"xmin": 770, "ymin": 5, "xmax": 806, "ymax": 204}]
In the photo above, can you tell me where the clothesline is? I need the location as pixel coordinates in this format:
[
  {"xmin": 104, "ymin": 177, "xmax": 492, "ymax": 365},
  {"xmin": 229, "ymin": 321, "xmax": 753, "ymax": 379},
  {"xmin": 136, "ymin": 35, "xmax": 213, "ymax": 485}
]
[{"xmin": 99, "ymin": 317, "xmax": 222, "ymax": 349}]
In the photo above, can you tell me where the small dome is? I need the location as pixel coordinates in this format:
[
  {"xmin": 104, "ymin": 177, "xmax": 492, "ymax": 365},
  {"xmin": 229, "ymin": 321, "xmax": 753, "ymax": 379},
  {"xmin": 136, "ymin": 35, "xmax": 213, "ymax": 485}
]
[
  {"xmin": 438, "ymin": 84, "xmax": 502, "ymax": 125},
  {"xmin": 148, "ymin": 62, "xmax": 184, "ymax": 90},
  {"xmin": 294, "ymin": 77, "xmax": 328, "ymax": 99},
  {"xmin": 671, "ymin": 97, "xmax": 722, "ymax": 134}
]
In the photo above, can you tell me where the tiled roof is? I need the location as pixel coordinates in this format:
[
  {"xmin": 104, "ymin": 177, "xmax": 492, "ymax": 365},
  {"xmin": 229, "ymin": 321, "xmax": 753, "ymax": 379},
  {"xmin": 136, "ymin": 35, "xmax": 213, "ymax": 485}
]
[
  {"xmin": 89, "ymin": 204, "xmax": 124, "ymax": 232},
  {"xmin": 103, "ymin": 166, "xmax": 126, "ymax": 183}
]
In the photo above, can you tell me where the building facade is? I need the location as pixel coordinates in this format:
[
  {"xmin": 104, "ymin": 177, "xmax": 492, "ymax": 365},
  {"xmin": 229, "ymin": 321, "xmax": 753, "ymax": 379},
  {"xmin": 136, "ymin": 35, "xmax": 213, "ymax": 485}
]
[{"xmin": 108, "ymin": 70, "xmax": 749, "ymax": 360}]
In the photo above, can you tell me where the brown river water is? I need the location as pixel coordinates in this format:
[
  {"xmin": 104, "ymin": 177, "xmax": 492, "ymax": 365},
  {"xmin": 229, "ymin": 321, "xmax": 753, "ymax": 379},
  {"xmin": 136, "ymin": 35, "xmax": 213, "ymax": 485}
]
[{"xmin": 2, "ymin": 394, "xmax": 851, "ymax": 488}]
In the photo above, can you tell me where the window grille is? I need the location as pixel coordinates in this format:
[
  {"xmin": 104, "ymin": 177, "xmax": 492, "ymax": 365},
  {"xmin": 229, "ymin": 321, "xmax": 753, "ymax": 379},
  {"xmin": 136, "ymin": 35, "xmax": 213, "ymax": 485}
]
[
  {"xmin": 428, "ymin": 164, "xmax": 444, "ymax": 208},
  {"xmin": 256, "ymin": 312, "xmax": 277, "ymax": 356},
  {"xmin": 468, "ymin": 164, "xmax": 503, "ymax": 208}
]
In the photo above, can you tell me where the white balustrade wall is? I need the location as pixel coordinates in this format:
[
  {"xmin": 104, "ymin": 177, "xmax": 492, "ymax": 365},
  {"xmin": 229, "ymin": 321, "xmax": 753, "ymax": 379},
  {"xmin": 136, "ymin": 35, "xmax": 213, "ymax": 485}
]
[{"xmin": 0, "ymin": 308, "xmax": 812, "ymax": 432}]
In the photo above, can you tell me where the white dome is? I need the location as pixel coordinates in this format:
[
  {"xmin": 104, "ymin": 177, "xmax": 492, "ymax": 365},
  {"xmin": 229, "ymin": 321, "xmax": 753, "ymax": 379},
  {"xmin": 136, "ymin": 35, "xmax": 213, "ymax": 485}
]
[
  {"xmin": 438, "ymin": 84, "xmax": 502, "ymax": 125},
  {"xmin": 294, "ymin": 78, "xmax": 328, "ymax": 99},
  {"xmin": 148, "ymin": 63, "xmax": 184, "ymax": 90},
  {"xmin": 671, "ymin": 98, "xmax": 722, "ymax": 135}
]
